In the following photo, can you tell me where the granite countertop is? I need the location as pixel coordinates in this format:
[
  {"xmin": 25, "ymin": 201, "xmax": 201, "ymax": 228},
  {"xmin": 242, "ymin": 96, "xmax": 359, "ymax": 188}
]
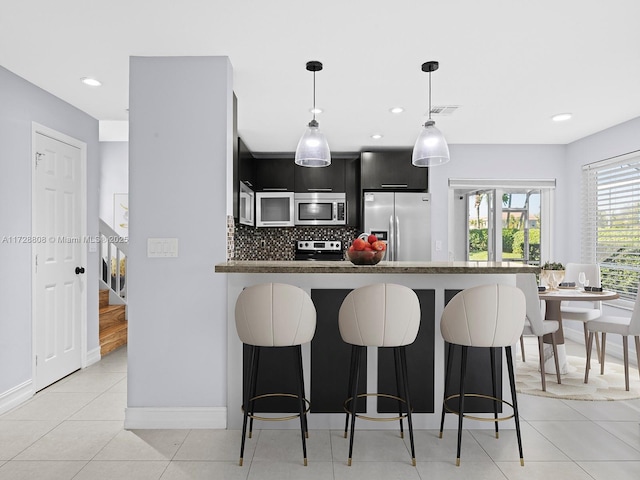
[{"xmin": 215, "ymin": 260, "xmax": 540, "ymax": 274}]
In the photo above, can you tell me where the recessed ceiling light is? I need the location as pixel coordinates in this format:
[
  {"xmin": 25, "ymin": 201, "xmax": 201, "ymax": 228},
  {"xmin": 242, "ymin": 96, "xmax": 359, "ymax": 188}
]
[
  {"xmin": 80, "ymin": 77, "xmax": 102, "ymax": 87},
  {"xmin": 309, "ymin": 107, "xmax": 323, "ymax": 114},
  {"xmin": 552, "ymin": 113, "xmax": 572, "ymax": 122},
  {"xmin": 371, "ymin": 134, "xmax": 383, "ymax": 140},
  {"xmin": 390, "ymin": 107, "xmax": 404, "ymax": 114}
]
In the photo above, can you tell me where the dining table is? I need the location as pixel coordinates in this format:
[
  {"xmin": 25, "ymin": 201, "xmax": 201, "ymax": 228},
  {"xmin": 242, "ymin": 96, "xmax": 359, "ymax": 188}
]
[{"xmin": 538, "ymin": 287, "xmax": 619, "ymax": 374}]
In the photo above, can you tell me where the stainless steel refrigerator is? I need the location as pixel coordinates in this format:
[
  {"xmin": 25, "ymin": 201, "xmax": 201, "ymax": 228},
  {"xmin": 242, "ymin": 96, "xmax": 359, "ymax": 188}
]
[{"xmin": 363, "ymin": 192, "xmax": 431, "ymax": 261}]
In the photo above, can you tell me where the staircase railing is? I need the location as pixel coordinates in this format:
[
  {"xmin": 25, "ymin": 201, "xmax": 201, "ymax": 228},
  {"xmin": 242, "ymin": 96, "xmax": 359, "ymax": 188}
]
[{"xmin": 99, "ymin": 218, "xmax": 128, "ymax": 302}]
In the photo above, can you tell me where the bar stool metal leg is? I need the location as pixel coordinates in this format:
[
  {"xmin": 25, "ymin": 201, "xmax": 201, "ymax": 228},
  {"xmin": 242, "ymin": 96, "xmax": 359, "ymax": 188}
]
[
  {"xmin": 248, "ymin": 346, "xmax": 260, "ymax": 439},
  {"xmin": 344, "ymin": 345, "xmax": 358, "ymax": 438},
  {"xmin": 399, "ymin": 346, "xmax": 416, "ymax": 466},
  {"xmin": 294, "ymin": 345, "xmax": 309, "ymax": 466},
  {"xmin": 456, "ymin": 345, "xmax": 468, "ymax": 467},
  {"xmin": 239, "ymin": 345, "xmax": 258, "ymax": 466},
  {"xmin": 347, "ymin": 346, "xmax": 363, "ymax": 466},
  {"xmin": 439, "ymin": 342, "xmax": 453, "ymax": 438},
  {"xmin": 296, "ymin": 345, "xmax": 309, "ymax": 439},
  {"xmin": 505, "ymin": 346, "xmax": 524, "ymax": 466},
  {"xmin": 393, "ymin": 347, "xmax": 405, "ymax": 439},
  {"xmin": 490, "ymin": 347, "xmax": 499, "ymax": 438}
]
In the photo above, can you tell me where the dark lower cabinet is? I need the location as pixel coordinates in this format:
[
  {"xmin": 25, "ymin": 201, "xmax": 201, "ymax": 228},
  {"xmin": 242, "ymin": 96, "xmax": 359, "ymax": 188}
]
[
  {"xmin": 377, "ymin": 290, "xmax": 435, "ymax": 413},
  {"xmin": 311, "ymin": 289, "xmax": 435, "ymax": 414},
  {"xmin": 311, "ymin": 289, "xmax": 367, "ymax": 413},
  {"xmin": 443, "ymin": 290, "xmax": 503, "ymax": 413},
  {"xmin": 240, "ymin": 288, "xmax": 502, "ymax": 415},
  {"xmin": 242, "ymin": 344, "xmax": 302, "ymax": 413}
]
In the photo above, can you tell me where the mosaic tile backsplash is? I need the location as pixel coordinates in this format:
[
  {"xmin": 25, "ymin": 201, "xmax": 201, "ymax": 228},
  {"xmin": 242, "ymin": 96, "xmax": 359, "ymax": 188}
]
[{"xmin": 234, "ymin": 224, "xmax": 360, "ymax": 260}]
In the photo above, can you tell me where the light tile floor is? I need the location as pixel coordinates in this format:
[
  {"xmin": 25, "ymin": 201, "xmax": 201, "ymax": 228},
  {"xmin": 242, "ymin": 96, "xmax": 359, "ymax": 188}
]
[{"xmin": 1, "ymin": 340, "xmax": 639, "ymax": 480}]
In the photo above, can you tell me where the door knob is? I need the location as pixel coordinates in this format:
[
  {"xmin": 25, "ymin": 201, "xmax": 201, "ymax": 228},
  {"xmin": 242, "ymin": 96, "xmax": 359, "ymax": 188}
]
[{"xmin": 75, "ymin": 266, "xmax": 85, "ymax": 274}]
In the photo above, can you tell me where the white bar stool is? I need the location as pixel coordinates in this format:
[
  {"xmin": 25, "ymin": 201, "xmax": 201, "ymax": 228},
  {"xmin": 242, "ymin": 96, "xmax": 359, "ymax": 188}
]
[
  {"xmin": 439, "ymin": 284, "xmax": 526, "ymax": 466},
  {"xmin": 234, "ymin": 283, "xmax": 317, "ymax": 466},
  {"xmin": 338, "ymin": 283, "xmax": 421, "ymax": 466}
]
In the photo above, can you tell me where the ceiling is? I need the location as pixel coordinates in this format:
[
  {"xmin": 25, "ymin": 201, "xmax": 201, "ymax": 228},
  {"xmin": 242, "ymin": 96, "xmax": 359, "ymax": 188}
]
[{"xmin": 2, "ymin": 1, "xmax": 639, "ymax": 153}]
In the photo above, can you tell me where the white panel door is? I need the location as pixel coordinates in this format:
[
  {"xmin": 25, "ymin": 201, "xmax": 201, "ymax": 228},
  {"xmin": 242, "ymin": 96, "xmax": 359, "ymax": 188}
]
[{"xmin": 33, "ymin": 132, "xmax": 84, "ymax": 391}]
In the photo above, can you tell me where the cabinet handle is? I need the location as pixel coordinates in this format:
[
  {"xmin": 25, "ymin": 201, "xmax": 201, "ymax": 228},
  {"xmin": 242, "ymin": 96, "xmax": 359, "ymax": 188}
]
[
  {"xmin": 263, "ymin": 188, "xmax": 288, "ymax": 191},
  {"xmin": 308, "ymin": 188, "xmax": 332, "ymax": 192},
  {"xmin": 381, "ymin": 184, "xmax": 408, "ymax": 188}
]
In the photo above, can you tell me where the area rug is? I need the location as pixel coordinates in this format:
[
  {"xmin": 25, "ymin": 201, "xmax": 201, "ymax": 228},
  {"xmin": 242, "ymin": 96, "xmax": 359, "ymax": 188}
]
[{"xmin": 515, "ymin": 354, "xmax": 640, "ymax": 401}]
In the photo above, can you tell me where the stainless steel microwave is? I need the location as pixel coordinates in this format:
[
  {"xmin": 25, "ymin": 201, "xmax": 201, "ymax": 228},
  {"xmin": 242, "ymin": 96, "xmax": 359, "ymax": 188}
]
[
  {"xmin": 255, "ymin": 191, "xmax": 295, "ymax": 227},
  {"xmin": 294, "ymin": 192, "xmax": 347, "ymax": 226}
]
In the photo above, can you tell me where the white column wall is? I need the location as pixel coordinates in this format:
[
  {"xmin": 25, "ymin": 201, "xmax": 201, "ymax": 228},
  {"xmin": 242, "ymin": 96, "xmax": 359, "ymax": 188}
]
[{"xmin": 126, "ymin": 56, "xmax": 232, "ymax": 428}]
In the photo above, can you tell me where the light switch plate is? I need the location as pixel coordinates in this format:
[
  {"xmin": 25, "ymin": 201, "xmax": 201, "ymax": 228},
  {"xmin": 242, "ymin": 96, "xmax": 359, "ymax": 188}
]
[{"xmin": 147, "ymin": 238, "xmax": 179, "ymax": 257}]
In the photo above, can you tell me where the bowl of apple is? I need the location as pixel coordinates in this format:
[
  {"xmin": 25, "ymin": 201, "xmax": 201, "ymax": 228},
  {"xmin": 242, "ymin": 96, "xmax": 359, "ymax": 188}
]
[{"xmin": 346, "ymin": 233, "xmax": 387, "ymax": 265}]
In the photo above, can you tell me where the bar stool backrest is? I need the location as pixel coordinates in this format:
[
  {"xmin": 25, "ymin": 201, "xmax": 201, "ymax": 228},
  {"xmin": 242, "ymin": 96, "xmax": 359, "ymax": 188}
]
[
  {"xmin": 235, "ymin": 283, "xmax": 316, "ymax": 347},
  {"xmin": 339, "ymin": 283, "xmax": 420, "ymax": 347},
  {"xmin": 441, "ymin": 284, "xmax": 525, "ymax": 348}
]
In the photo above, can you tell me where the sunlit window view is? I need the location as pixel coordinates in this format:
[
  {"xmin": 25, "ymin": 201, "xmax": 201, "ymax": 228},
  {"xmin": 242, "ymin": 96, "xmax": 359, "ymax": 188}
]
[
  {"xmin": 467, "ymin": 190, "xmax": 541, "ymax": 265},
  {"xmin": 584, "ymin": 154, "xmax": 640, "ymax": 299}
]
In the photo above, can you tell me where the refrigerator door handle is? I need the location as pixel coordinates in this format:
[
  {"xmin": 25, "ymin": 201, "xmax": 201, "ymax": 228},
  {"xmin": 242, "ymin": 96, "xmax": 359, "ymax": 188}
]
[
  {"xmin": 395, "ymin": 215, "xmax": 400, "ymax": 261},
  {"xmin": 389, "ymin": 215, "xmax": 395, "ymax": 262}
]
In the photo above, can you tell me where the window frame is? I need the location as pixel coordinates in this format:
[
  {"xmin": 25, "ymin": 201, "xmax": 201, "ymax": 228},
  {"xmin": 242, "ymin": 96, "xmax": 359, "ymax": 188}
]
[{"xmin": 582, "ymin": 150, "xmax": 640, "ymax": 302}]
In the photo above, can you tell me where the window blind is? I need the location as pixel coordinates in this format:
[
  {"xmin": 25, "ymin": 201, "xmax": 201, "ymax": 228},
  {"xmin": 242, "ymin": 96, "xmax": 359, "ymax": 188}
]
[{"xmin": 582, "ymin": 151, "xmax": 640, "ymax": 299}]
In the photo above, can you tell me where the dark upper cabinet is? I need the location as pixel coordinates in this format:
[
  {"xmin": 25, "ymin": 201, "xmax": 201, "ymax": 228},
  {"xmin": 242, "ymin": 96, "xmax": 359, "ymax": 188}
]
[
  {"xmin": 344, "ymin": 157, "xmax": 360, "ymax": 227},
  {"xmin": 238, "ymin": 137, "xmax": 256, "ymax": 188},
  {"xmin": 361, "ymin": 150, "xmax": 428, "ymax": 191},
  {"xmin": 232, "ymin": 94, "xmax": 239, "ymax": 221},
  {"xmin": 294, "ymin": 160, "xmax": 345, "ymax": 193},
  {"xmin": 253, "ymin": 157, "xmax": 295, "ymax": 191}
]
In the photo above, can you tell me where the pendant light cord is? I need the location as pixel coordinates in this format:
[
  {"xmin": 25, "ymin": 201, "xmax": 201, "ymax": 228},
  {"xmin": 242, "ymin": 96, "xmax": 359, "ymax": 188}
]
[
  {"xmin": 313, "ymin": 70, "xmax": 316, "ymax": 122},
  {"xmin": 428, "ymin": 70, "xmax": 432, "ymax": 120}
]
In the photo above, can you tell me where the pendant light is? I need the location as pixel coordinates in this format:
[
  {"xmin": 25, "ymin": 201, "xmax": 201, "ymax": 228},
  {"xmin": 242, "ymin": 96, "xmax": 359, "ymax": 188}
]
[
  {"xmin": 295, "ymin": 60, "xmax": 331, "ymax": 167},
  {"xmin": 412, "ymin": 61, "xmax": 450, "ymax": 167}
]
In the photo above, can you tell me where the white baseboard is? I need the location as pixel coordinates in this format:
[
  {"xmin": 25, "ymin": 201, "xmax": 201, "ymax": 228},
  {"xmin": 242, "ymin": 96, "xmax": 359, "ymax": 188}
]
[
  {"xmin": 85, "ymin": 347, "xmax": 102, "ymax": 368},
  {"xmin": 0, "ymin": 380, "xmax": 34, "ymax": 416},
  {"xmin": 124, "ymin": 407, "xmax": 227, "ymax": 429}
]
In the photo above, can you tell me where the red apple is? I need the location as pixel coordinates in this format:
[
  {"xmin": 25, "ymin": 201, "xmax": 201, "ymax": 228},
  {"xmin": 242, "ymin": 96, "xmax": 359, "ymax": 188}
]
[
  {"xmin": 371, "ymin": 241, "xmax": 386, "ymax": 251},
  {"xmin": 352, "ymin": 238, "xmax": 367, "ymax": 251}
]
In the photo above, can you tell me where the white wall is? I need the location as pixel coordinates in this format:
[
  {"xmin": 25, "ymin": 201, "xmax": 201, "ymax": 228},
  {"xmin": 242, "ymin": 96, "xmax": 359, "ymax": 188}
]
[
  {"xmin": 0, "ymin": 65, "xmax": 99, "ymax": 405},
  {"xmin": 562, "ymin": 116, "xmax": 640, "ymax": 264},
  {"xmin": 126, "ymin": 57, "xmax": 232, "ymax": 427},
  {"xmin": 561, "ymin": 116, "xmax": 640, "ymax": 355},
  {"xmin": 99, "ymin": 142, "xmax": 129, "ymax": 229},
  {"xmin": 430, "ymin": 144, "xmax": 566, "ymax": 261}
]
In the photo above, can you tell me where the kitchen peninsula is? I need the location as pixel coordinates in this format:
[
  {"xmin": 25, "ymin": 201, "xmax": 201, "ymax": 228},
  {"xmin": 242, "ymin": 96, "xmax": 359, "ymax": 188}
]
[{"xmin": 216, "ymin": 260, "xmax": 538, "ymax": 430}]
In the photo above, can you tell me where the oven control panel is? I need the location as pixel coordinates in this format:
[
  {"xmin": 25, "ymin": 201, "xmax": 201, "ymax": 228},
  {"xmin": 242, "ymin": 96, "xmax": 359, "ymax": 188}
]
[{"xmin": 296, "ymin": 240, "xmax": 342, "ymax": 252}]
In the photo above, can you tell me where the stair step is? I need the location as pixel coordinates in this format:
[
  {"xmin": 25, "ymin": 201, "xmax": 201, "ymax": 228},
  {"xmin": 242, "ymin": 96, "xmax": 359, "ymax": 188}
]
[
  {"xmin": 99, "ymin": 304, "xmax": 126, "ymax": 331},
  {"xmin": 100, "ymin": 322, "xmax": 128, "ymax": 356},
  {"xmin": 99, "ymin": 289, "xmax": 109, "ymax": 309}
]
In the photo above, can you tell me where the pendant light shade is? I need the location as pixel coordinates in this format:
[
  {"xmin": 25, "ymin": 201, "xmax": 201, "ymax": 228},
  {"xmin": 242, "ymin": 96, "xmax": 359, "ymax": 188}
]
[
  {"xmin": 295, "ymin": 61, "xmax": 331, "ymax": 167},
  {"xmin": 412, "ymin": 61, "xmax": 450, "ymax": 167}
]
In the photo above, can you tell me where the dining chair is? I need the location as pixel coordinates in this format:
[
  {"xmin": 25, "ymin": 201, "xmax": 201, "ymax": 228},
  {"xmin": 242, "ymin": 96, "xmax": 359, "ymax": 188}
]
[
  {"xmin": 584, "ymin": 287, "xmax": 640, "ymax": 391},
  {"xmin": 516, "ymin": 274, "xmax": 561, "ymax": 391},
  {"xmin": 561, "ymin": 263, "xmax": 603, "ymax": 361}
]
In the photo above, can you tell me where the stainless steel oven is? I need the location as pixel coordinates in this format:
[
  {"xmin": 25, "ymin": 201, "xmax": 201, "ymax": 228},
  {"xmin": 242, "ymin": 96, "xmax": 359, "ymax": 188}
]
[
  {"xmin": 295, "ymin": 240, "xmax": 344, "ymax": 261},
  {"xmin": 294, "ymin": 192, "xmax": 346, "ymax": 226}
]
